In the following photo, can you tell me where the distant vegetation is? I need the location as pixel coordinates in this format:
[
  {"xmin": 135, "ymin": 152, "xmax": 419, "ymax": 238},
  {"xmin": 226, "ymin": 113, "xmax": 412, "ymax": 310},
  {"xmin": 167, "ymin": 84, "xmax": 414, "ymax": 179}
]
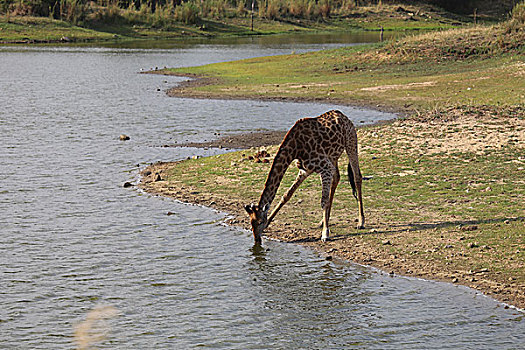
[{"xmin": 0, "ymin": 0, "xmax": 516, "ymax": 28}]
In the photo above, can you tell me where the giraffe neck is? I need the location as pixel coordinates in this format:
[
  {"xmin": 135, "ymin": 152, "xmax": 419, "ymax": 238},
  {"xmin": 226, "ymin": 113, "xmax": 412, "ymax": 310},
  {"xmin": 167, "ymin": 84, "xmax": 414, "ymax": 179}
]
[{"xmin": 258, "ymin": 145, "xmax": 294, "ymax": 208}]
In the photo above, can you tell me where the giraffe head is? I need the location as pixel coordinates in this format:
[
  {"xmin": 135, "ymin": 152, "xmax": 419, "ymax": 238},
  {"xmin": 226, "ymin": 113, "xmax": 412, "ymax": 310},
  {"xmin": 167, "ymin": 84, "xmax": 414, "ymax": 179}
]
[{"xmin": 244, "ymin": 203, "xmax": 269, "ymax": 245}]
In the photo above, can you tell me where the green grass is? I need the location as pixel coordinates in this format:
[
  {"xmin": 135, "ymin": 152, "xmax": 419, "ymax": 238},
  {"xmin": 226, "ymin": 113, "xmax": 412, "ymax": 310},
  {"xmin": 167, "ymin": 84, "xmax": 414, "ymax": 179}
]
[
  {"xmin": 165, "ymin": 22, "xmax": 524, "ymax": 112},
  {"xmin": 0, "ymin": 15, "xmax": 115, "ymax": 42}
]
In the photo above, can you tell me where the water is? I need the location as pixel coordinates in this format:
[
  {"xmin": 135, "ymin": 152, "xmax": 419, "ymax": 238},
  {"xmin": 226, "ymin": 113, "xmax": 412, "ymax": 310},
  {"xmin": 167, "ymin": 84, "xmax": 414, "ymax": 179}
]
[{"xmin": 1, "ymin": 34, "xmax": 523, "ymax": 349}]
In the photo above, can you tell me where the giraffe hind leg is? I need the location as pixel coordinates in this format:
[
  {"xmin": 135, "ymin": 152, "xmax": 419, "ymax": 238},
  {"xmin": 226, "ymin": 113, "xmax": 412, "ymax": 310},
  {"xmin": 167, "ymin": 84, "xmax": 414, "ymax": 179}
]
[{"xmin": 348, "ymin": 151, "xmax": 365, "ymax": 229}]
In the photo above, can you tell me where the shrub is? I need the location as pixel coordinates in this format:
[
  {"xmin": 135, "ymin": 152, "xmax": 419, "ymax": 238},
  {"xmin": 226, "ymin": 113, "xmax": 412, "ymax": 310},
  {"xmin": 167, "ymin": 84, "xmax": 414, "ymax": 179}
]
[
  {"xmin": 503, "ymin": 1, "xmax": 525, "ymax": 34},
  {"xmin": 174, "ymin": 1, "xmax": 199, "ymax": 24}
]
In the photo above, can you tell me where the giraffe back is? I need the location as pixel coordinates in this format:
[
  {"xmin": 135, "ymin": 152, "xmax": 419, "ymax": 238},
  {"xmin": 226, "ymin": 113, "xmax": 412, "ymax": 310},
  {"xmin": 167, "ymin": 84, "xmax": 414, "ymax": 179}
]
[{"xmin": 279, "ymin": 110, "xmax": 355, "ymax": 171}]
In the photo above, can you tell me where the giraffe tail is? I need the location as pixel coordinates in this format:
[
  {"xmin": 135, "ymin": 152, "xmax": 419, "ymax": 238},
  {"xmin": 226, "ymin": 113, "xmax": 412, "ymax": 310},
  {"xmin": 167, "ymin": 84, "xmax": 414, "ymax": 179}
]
[{"xmin": 347, "ymin": 162, "xmax": 358, "ymax": 200}]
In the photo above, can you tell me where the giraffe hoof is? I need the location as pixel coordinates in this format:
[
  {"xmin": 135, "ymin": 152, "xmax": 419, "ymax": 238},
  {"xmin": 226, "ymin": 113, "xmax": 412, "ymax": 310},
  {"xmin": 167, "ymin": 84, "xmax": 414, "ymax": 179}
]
[{"xmin": 321, "ymin": 228, "xmax": 330, "ymax": 242}]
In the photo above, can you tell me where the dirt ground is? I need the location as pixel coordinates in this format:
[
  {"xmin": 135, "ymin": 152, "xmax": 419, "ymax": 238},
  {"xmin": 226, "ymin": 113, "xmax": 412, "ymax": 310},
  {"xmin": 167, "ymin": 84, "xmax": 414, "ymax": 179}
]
[
  {"xmin": 171, "ymin": 130, "xmax": 287, "ymax": 149},
  {"xmin": 139, "ymin": 108, "xmax": 525, "ymax": 310}
]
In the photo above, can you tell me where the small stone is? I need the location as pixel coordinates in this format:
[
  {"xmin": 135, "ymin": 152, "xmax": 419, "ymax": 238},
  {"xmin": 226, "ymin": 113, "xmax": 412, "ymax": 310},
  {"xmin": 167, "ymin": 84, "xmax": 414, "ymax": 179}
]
[
  {"xmin": 154, "ymin": 173, "xmax": 162, "ymax": 182},
  {"xmin": 123, "ymin": 182, "xmax": 133, "ymax": 188},
  {"xmin": 325, "ymin": 255, "xmax": 333, "ymax": 261},
  {"xmin": 191, "ymin": 155, "xmax": 200, "ymax": 160},
  {"xmin": 166, "ymin": 211, "xmax": 175, "ymax": 216},
  {"xmin": 452, "ymin": 278, "xmax": 459, "ymax": 283},
  {"xmin": 444, "ymin": 244, "xmax": 454, "ymax": 249},
  {"xmin": 143, "ymin": 170, "xmax": 152, "ymax": 177},
  {"xmin": 382, "ymin": 240, "xmax": 392, "ymax": 245},
  {"xmin": 468, "ymin": 242, "xmax": 479, "ymax": 248},
  {"xmin": 119, "ymin": 134, "xmax": 130, "ymax": 141},
  {"xmin": 504, "ymin": 220, "xmax": 510, "ymax": 224}
]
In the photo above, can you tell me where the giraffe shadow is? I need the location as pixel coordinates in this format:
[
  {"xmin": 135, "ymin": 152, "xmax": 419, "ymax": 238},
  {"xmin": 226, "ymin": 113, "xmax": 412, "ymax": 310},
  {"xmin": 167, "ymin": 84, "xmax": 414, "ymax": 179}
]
[{"xmin": 285, "ymin": 216, "xmax": 524, "ymax": 243}]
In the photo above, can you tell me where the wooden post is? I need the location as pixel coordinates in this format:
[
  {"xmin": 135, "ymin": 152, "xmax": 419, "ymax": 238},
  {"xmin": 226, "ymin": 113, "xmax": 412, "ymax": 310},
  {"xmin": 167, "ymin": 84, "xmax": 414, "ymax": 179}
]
[
  {"xmin": 251, "ymin": 0, "xmax": 255, "ymax": 31},
  {"xmin": 380, "ymin": 26, "xmax": 384, "ymax": 42},
  {"xmin": 473, "ymin": 8, "xmax": 477, "ymax": 25}
]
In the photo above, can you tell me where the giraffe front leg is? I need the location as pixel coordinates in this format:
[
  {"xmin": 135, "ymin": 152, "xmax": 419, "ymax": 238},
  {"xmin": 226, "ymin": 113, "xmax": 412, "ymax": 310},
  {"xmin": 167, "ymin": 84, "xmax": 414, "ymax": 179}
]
[{"xmin": 268, "ymin": 169, "xmax": 310, "ymax": 226}]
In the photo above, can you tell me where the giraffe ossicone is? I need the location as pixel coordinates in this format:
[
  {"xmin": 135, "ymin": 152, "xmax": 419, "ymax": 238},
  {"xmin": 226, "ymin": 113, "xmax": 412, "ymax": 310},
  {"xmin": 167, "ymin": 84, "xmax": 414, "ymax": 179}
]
[{"xmin": 244, "ymin": 110, "xmax": 365, "ymax": 245}]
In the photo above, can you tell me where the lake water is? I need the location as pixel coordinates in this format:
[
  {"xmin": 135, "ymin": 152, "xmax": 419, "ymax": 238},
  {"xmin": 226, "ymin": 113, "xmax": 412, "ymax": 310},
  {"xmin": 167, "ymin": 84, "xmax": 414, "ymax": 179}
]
[{"xmin": 1, "ymin": 33, "xmax": 523, "ymax": 349}]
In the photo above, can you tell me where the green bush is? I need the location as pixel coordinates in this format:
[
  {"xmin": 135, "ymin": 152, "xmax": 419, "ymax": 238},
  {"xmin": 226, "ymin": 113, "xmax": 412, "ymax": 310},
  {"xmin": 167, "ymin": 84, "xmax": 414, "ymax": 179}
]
[
  {"xmin": 503, "ymin": 1, "xmax": 525, "ymax": 33},
  {"xmin": 174, "ymin": 1, "xmax": 199, "ymax": 24}
]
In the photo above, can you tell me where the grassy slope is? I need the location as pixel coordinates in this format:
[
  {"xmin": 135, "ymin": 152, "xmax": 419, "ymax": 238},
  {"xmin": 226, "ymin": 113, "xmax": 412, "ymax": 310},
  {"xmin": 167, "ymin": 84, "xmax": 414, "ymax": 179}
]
[
  {"xmin": 166, "ymin": 24, "xmax": 524, "ymax": 112},
  {"xmin": 0, "ymin": 4, "xmax": 465, "ymax": 43}
]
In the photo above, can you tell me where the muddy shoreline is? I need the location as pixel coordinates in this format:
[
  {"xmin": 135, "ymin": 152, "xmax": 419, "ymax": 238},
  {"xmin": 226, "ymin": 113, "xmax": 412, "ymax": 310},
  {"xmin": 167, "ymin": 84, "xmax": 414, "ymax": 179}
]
[
  {"xmin": 139, "ymin": 125, "xmax": 525, "ymax": 310},
  {"xmin": 148, "ymin": 71, "xmax": 406, "ymax": 116}
]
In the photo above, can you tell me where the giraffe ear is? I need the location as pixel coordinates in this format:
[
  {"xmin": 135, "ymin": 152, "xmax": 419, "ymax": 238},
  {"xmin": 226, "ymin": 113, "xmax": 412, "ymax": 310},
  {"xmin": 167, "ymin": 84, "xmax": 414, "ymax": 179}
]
[{"xmin": 244, "ymin": 204, "xmax": 254, "ymax": 214}]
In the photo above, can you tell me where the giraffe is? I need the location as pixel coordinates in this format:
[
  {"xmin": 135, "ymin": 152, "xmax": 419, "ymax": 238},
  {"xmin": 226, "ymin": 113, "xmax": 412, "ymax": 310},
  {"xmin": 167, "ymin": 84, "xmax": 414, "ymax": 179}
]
[{"xmin": 244, "ymin": 110, "xmax": 365, "ymax": 245}]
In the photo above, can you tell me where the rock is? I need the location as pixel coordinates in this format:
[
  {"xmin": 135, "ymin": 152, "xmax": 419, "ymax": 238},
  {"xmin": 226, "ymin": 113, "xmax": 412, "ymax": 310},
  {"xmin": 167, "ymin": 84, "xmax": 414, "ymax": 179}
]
[
  {"xmin": 468, "ymin": 242, "xmax": 479, "ymax": 248},
  {"xmin": 452, "ymin": 278, "xmax": 459, "ymax": 283},
  {"xmin": 325, "ymin": 255, "xmax": 333, "ymax": 261},
  {"xmin": 382, "ymin": 240, "xmax": 392, "ymax": 245},
  {"xmin": 154, "ymin": 173, "xmax": 162, "ymax": 182},
  {"xmin": 143, "ymin": 170, "xmax": 152, "ymax": 177},
  {"xmin": 119, "ymin": 134, "xmax": 130, "ymax": 141},
  {"xmin": 166, "ymin": 211, "xmax": 175, "ymax": 216},
  {"xmin": 123, "ymin": 182, "xmax": 133, "ymax": 188}
]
